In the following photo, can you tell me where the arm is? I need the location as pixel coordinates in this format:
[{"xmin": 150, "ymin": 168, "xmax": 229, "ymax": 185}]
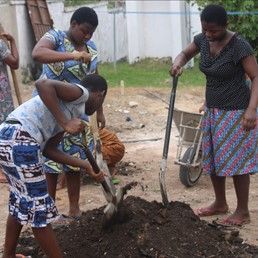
[
  {"xmin": 32, "ymin": 38, "xmax": 91, "ymax": 64},
  {"xmin": 1, "ymin": 33, "xmax": 19, "ymax": 69},
  {"xmin": 94, "ymin": 67, "xmax": 106, "ymax": 128},
  {"xmin": 35, "ymin": 79, "xmax": 85, "ymax": 134},
  {"xmin": 170, "ymin": 42, "xmax": 199, "ymax": 77},
  {"xmin": 43, "ymin": 132, "xmax": 104, "ymax": 182},
  {"xmin": 96, "ymin": 105, "xmax": 106, "ymax": 128},
  {"xmin": 241, "ymin": 55, "xmax": 258, "ymax": 130}
]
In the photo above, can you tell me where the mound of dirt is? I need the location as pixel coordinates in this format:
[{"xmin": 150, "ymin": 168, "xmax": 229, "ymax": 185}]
[{"xmin": 17, "ymin": 196, "xmax": 258, "ymax": 258}]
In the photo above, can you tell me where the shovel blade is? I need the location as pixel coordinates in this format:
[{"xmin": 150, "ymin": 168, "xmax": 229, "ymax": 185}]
[{"xmin": 159, "ymin": 158, "xmax": 169, "ymax": 206}]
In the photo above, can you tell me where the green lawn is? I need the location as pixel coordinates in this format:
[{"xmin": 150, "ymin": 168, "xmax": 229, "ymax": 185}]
[{"xmin": 98, "ymin": 58, "xmax": 206, "ymax": 88}]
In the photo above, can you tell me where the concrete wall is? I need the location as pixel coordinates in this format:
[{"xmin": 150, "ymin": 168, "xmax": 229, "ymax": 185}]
[
  {"xmin": 0, "ymin": 0, "xmax": 128, "ymax": 79},
  {"xmin": 0, "ymin": 0, "xmax": 202, "ymax": 79},
  {"xmin": 126, "ymin": 0, "xmax": 201, "ymax": 63}
]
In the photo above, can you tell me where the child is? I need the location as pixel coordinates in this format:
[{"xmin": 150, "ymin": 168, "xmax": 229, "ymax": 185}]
[{"xmin": 0, "ymin": 74, "xmax": 107, "ymax": 258}]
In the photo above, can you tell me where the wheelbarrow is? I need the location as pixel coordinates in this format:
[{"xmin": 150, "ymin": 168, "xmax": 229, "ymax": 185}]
[{"xmin": 173, "ymin": 109, "xmax": 203, "ymax": 187}]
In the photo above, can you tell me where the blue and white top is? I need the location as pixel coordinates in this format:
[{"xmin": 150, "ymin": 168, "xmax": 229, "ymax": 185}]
[
  {"xmin": 39, "ymin": 28, "xmax": 98, "ymax": 83},
  {"xmin": 6, "ymin": 84, "xmax": 89, "ymax": 150}
]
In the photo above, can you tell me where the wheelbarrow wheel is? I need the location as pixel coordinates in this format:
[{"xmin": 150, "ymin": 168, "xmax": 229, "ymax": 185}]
[{"xmin": 179, "ymin": 146, "xmax": 202, "ymax": 187}]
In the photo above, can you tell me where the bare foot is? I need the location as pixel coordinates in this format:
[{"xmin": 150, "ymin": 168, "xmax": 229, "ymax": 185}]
[
  {"xmin": 68, "ymin": 209, "xmax": 82, "ymax": 218},
  {"xmin": 219, "ymin": 211, "xmax": 250, "ymax": 226},
  {"xmin": 195, "ymin": 203, "xmax": 229, "ymax": 217}
]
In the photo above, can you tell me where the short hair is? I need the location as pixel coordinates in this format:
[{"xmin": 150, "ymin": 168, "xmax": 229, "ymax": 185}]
[
  {"xmin": 70, "ymin": 7, "xmax": 98, "ymax": 27},
  {"xmin": 200, "ymin": 4, "xmax": 227, "ymax": 26},
  {"xmin": 81, "ymin": 74, "xmax": 107, "ymax": 96}
]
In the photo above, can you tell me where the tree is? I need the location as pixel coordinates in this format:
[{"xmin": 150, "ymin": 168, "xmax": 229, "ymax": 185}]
[{"xmin": 188, "ymin": 0, "xmax": 258, "ymax": 52}]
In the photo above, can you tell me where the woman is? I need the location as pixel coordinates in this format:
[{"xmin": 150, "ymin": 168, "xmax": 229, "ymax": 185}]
[
  {"xmin": 32, "ymin": 7, "xmax": 106, "ymax": 219},
  {"xmin": 170, "ymin": 4, "xmax": 258, "ymax": 226},
  {"xmin": 0, "ymin": 30, "xmax": 19, "ymax": 183}
]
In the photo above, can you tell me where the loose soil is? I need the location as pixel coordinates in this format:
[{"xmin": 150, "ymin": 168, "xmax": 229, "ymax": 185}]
[
  {"xmin": 1, "ymin": 82, "xmax": 258, "ymax": 257},
  {"xmin": 17, "ymin": 197, "xmax": 258, "ymax": 258}
]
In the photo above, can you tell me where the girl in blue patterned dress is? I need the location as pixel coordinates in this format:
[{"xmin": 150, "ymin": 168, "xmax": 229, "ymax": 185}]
[
  {"xmin": 0, "ymin": 74, "xmax": 107, "ymax": 258},
  {"xmin": 170, "ymin": 5, "xmax": 258, "ymax": 226},
  {"xmin": 32, "ymin": 7, "xmax": 105, "ymax": 219}
]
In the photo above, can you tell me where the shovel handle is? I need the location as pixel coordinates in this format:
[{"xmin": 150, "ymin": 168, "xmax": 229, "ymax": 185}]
[{"xmin": 84, "ymin": 146, "xmax": 111, "ymax": 193}]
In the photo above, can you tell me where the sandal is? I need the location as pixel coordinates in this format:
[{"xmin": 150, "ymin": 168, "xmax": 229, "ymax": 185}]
[
  {"xmin": 52, "ymin": 214, "xmax": 74, "ymax": 226},
  {"xmin": 16, "ymin": 254, "xmax": 32, "ymax": 258}
]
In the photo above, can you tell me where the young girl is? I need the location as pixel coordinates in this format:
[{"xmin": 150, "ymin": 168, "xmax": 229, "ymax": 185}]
[{"xmin": 0, "ymin": 74, "xmax": 107, "ymax": 258}]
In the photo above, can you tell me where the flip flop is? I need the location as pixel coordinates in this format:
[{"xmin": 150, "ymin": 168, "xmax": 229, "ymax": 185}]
[
  {"xmin": 52, "ymin": 214, "xmax": 74, "ymax": 226},
  {"xmin": 195, "ymin": 207, "xmax": 229, "ymax": 217},
  {"xmin": 16, "ymin": 254, "xmax": 32, "ymax": 258}
]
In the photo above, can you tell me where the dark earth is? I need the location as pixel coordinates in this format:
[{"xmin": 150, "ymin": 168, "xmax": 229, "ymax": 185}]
[{"xmin": 17, "ymin": 194, "xmax": 258, "ymax": 258}]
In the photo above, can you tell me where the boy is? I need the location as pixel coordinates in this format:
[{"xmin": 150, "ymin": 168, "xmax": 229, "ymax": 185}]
[{"xmin": 0, "ymin": 74, "xmax": 107, "ymax": 258}]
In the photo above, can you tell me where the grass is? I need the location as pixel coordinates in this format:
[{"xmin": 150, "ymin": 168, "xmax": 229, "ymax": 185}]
[{"xmin": 98, "ymin": 58, "xmax": 206, "ymax": 88}]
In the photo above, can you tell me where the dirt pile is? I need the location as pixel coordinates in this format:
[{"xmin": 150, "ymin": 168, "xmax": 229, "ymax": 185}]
[{"xmin": 17, "ymin": 196, "xmax": 258, "ymax": 258}]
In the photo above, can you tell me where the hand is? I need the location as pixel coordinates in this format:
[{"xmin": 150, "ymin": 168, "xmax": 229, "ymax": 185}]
[
  {"xmin": 0, "ymin": 33, "xmax": 14, "ymax": 42},
  {"xmin": 199, "ymin": 103, "xmax": 205, "ymax": 113},
  {"xmin": 241, "ymin": 108, "xmax": 257, "ymax": 131},
  {"xmin": 90, "ymin": 169, "xmax": 105, "ymax": 183},
  {"xmin": 72, "ymin": 50, "xmax": 91, "ymax": 64},
  {"xmin": 169, "ymin": 63, "xmax": 183, "ymax": 77},
  {"xmin": 63, "ymin": 118, "xmax": 85, "ymax": 134},
  {"xmin": 97, "ymin": 110, "xmax": 106, "ymax": 129}
]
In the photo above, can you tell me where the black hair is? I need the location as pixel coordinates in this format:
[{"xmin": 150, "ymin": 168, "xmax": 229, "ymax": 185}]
[
  {"xmin": 70, "ymin": 7, "xmax": 98, "ymax": 27},
  {"xmin": 81, "ymin": 74, "xmax": 107, "ymax": 96},
  {"xmin": 200, "ymin": 4, "xmax": 227, "ymax": 26}
]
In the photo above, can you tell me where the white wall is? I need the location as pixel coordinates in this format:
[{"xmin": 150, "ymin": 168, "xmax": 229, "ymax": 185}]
[
  {"xmin": 0, "ymin": 0, "xmax": 202, "ymax": 79},
  {"xmin": 0, "ymin": 0, "xmax": 128, "ymax": 79},
  {"xmin": 126, "ymin": 0, "xmax": 202, "ymax": 63}
]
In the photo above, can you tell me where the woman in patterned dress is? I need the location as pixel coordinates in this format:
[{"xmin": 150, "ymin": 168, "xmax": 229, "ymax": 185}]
[
  {"xmin": 170, "ymin": 4, "xmax": 258, "ymax": 225},
  {"xmin": 32, "ymin": 7, "xmax": 105, "ymax": 219},
  {"xmin": 0, "ymin": 31, "xmax": 19, "ymax": 183}
]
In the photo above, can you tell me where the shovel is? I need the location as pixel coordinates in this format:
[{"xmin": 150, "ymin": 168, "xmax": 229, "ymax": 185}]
[
  {"xmin": 82, "ymin": 129, "xmax": 136, "ymax": 225},
  {"xmin": 159, "ymin": 76, "xmax": 178, "ymax": 206}
]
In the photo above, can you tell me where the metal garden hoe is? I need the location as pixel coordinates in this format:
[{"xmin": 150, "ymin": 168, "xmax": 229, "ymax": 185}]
[{"xmin": 159, "ymin": 76, "xmax": 178, "ymax": 206}]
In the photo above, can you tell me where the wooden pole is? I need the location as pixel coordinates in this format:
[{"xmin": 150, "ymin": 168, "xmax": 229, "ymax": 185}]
[{"xmin": 10, "ymin": 69, "xmax": 22, "ymax": 105}]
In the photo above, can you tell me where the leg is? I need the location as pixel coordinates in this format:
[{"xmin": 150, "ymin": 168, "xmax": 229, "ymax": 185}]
[
  {"xmin": 3, "ymin": 215, "xmax": 23, "ymax": 258},
  {"xmin": 65, "ymin": 171, "xmax": 81, "ymax": 217},
  {"xmin": 0, "ymin": 169, "xmax": 7, "ymax": 183},
  {"xmin": 32, "ymin": 224, "xmax": 63, "ymax": 258},
  {"xmin": 46, "ymin": 173, "xmax": 58, "ymax": 200},
  {"xmin": 221, "ymin": 174, "xmax": 250, "ymax": 225},
  {"xmin": 195, "ymin": 175, "xmax": 228, "ymax": 216}
]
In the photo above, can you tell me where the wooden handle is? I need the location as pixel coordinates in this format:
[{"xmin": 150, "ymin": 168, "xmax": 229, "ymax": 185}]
[{"xmin": 10, "ymin": 69, "xmax": 22, "ymax": 105}]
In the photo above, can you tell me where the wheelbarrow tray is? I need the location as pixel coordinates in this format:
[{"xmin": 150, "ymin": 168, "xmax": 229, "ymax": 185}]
[{"xmin": 173, "ymin": 108, "xmax": 203, "ymax": 142}]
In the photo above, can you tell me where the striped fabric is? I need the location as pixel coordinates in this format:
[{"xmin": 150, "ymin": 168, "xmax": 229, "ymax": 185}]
[{"xmin": 202, "ymin": 108, "xmax": 257, "ymax": 176}]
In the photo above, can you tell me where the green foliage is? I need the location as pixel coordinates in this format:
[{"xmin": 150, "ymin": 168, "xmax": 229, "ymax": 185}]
[
  {"xmin": 98, "ymin": 58, "xmax": 205, "ymax": 88},
  {"xmin": 188, "ymin": 0, "xmax": 258, "ymax": 52}
]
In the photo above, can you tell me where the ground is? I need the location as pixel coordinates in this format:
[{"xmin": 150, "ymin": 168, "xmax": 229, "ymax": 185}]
[{"xmin": 1, "ymin": 83, "xmax": 258, "ymax": 256}]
